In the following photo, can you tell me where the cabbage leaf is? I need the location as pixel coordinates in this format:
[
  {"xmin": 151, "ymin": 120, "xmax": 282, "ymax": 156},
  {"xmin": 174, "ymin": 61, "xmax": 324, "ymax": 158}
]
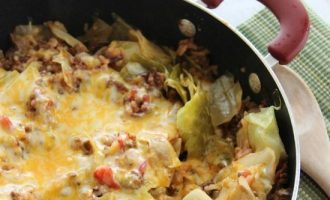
[
  {"xmin": 129, "ymin": 30, "xmax": 171, "ymax": 66},
  {"xmin": 176, "ymin": 90, "xmax": 213, "ymax": 157},
  {"xmin": 137, "ymin": 132, "xmax": 181, "ymax": 169},
  {"xmin": 11, "ymin": 23, "xmax": 51, "ymax": 51},
  {"xmin": 80, "ymin": 18, "xmax": 112, "ymax": 49},
  {"xmin": 109, "ymin": 15, "xmax": 133, "ymax": 41},
  {"xmin": 215, "ymin": 148, "xmax": 277, "ymax": 200},
  {"xmin": 164, "ymin": 66, "xmax": 199, "ymax": 103},
  {"xmin": 103, "ymin": 17, "xmax": 171, "ymax": 75},
  {"xmin": 165, "ymin": 65, "xmax": 188, "ymax": 102},
  {"xmin": 183, "ymin": 188, "xmax": 212, "ymax": 200},
  {"xmin": 53, "ymin": 49, "xmax": 74, "ymax": 88},
  {"xmin": 209, "ymin": 74, "xmax": 242, "ymax": 127},
  {"xmin": 236, "ymin": 119, "xmax": 249, "ymax": 149},
  {"xmin": 130, "ymin": 54, "xmax": 166, "ymax": 72},
  {"xmin": 47, "ymin": 21, "xmax": 87, "ymax": 51},
  {"xmin": 108, "ymin": 41, "xmax": 140, "ymax": 63},
  {"xmin": 244, "ymin": 106, "xmax": 287, "ymax": 164},
  {"xmin": 108, "ymin": 39, "xmax": 168, "ymax": 72}
]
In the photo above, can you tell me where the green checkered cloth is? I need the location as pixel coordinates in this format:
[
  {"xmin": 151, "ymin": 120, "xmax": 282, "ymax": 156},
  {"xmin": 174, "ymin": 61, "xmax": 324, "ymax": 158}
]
[{"xmin": 238, "ymin": 8, "xmax": 330, "ymax": 200}]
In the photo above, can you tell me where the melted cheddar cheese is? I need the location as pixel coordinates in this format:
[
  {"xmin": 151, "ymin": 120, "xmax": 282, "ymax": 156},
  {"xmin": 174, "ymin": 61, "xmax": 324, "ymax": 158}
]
[{"xmin": 0, "ymin": 66, "xmax": 182, "ymax": 199}]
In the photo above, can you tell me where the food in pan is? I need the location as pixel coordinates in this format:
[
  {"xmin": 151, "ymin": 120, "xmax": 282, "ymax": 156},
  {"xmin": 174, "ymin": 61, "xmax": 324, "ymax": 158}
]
[{"xmin": 0, "ymin": 17, "xmax": 289, "ymax": 199}]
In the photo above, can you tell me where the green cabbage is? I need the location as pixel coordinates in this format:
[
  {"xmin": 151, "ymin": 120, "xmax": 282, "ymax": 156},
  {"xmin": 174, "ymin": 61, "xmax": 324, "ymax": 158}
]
[
  {"xmin": 80, "ymin": 18, "xmax": 112, "ymax": 49},
  {"xmin": 183, "ymin": 188, "xmax": 212, "ymax": 200},
  {"xmin": 236, "ymin": 119, "xmax": 249, "ymax": 149},
  {"xmin": 244, "ymin": 107, "xmax": 287, "ymax": 164},
  {"xmin": 47, "ymin": 21, "xmax": 87, "ymax": 51},
  {"xmin": 164, "ymin": 65, "xmax": 188, "ymax": 102},
  {"xmin": 108, "ymin": 41, "xmax": 140, "ymax": 63},
  {"xmin": 137, "ymin": 132, "xmax": 181, "ymax": 168},
  {"xmin": 215, "ymin": 148, "xmax": 277, "ymax": 200},
  {"xmin": 53, "ymin": 49, "xmax": 74, "ymax": 88},
  {"xmin": 180, "ymin": 69, "xmax": 198, "ymax": 99},
  {"xmin": 90, "ymin": 17, "xmax": 171, "ymax": 76},
  {"xmin": 109, "ymin": 15, "xmax": 133, "ymax": 41},
  {"xmin": 129, "ymin": 30, "xmax": 171, "ymax": 66},
  {"xmin": 108, "ymin": 30, "xmax": 170, "ymax": 72},
  {"xmin": 130, "ymin": 54, "xmax": 166, "ymax": 72},
  {"xmin": 237, "ymin": 148, "xmax": 276, "ymax": 178},
  {"xmin": 11, "ymin": 23, "xmax": 51, "ymax": 51},
  {"xmin": 176, "ymin": 90, "xmax": 213, "ymax": 157},
  {"xmin": 216, "ymin": 107, "xmax": 287, "ymax": 199},
  {"xmin": 75, "ymin": 52, "xmax": 101, "ymax": 69},
  {"xmin": 164, "ymin": 66, "xmax": 199, "ymax": 103},
  {"xmin": 209, "ymin": 74, "xmax": 242, "ymax": 127}
]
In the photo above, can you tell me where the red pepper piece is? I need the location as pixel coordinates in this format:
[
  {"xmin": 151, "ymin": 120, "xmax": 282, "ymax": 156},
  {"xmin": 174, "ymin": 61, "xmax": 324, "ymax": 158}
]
[
  {"xmin": 94, "ymin": 166, "xmax": 120, "ymax": 189},
  {"xmin": 0, "ymin": 116, "xmax": 12, "ymax": 130},
  {"xmin": 138, "ymin": 161, "xmax": 147, "ymax": 176}
]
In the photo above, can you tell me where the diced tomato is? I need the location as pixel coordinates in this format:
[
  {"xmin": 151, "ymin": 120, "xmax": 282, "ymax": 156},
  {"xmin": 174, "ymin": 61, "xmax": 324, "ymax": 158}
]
[
  {"xmin": 117, "ymin": 138, "xmax": 125, "ymax": 150},
  {"xmin": 94, "ymin": 166, "xmax": 120, "ymax": 189},
  {"xmin": 138, "ymin": 161, "xmax": 147, "ymax": 176},
  {"xmin": 0, "ymin": 116, "xmax": 12, "ymax": 130}
]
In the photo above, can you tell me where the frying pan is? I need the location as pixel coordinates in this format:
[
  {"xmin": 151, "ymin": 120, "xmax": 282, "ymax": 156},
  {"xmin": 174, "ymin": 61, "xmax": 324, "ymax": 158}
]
[{"xmin": 0, "ymin": 0, "xmax": 323, "ymax": 199}]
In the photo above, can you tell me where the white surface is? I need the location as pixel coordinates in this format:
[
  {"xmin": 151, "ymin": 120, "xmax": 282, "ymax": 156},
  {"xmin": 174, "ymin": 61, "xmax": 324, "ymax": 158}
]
[
  {"xmin": 206, "ymin": 0, "xmax": 264, "ymax": 27},
  {"xmin": 196, "ymin": 0, "xmax": 330, "ymax": 27},
  {"xmin": 304, "ymin": 0, "xmax": 330, "ymax": 24}
]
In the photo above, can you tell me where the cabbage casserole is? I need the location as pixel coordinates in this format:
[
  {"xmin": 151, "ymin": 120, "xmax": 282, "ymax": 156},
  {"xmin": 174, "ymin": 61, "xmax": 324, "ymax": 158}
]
[{"xmin": 0, "ymin": 16, "xmax": 289, "ymax": 200}]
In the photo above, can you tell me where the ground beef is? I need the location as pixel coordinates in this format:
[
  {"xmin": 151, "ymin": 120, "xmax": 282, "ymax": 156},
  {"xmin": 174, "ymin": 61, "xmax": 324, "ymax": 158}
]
[
  {"xmin": 10, "ymin": 190, "xmax": 36, "ymax": 200},
  {"xmin": 176, "ymin": 38, "xmax": 198, "ymax": 56},
  {"xmin": 70, "ymin": 137, "xmax": 94, "ymax": 155},
  {"xmin": 26, "ymin": 88, "xmax": 54, "ymax": 115},
  {"xmin": 144, "ymin": 72, "xmax": 165, "ymax": 89},
  {"xmin": 124, "ymin": 87, "xmax": 151, "ymax": 116},
  {"xmin": 267, "ymin": 160, "xmax": 290, "ymax": 200},
  {"xmin": 106, "ymin": 78, "xmax": 128, "ymax": 93},
  {"xmin": 38, "ymin": 61, "xmax": 62, "ymax": 74}
]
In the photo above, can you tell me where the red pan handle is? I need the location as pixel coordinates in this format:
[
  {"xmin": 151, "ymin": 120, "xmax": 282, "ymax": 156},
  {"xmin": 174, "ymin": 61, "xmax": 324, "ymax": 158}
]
[{"xmin": 202, "ymin": 0, "xmax": 310, "ymax": 64}]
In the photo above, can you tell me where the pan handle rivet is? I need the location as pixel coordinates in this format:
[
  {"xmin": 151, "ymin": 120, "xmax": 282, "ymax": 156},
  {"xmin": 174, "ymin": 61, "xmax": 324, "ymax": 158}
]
[
  {"xmin": 249, "ymin": 73, "xmax": 261, "ymax": 93},
  {"xmin": 178, "ymin": 19, "xmax": 196, "ymax": 37}
]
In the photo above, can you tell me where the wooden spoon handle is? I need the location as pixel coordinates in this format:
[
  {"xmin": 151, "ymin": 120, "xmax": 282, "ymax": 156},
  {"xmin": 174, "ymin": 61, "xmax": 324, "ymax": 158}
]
[
  {"xmin": 273, "ymin": 64, "xmax": 330, "ymax": 197},
  {"xmin": 300, "ymin": 133, "xmax": 330, "ymax": 197}
]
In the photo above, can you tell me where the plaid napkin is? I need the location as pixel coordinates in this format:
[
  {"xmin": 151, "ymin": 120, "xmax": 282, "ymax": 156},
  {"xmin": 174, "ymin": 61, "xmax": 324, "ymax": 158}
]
[{"xmin": 238, "ymin": 8, "xmax": 330, "ymax": 200}]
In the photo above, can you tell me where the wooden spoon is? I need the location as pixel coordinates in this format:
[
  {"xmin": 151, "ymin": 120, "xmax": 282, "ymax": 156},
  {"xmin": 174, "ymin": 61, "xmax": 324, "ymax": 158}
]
[{"xmin": 273, "ymin": 64, "xmax": 330, "ymax": 197}]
